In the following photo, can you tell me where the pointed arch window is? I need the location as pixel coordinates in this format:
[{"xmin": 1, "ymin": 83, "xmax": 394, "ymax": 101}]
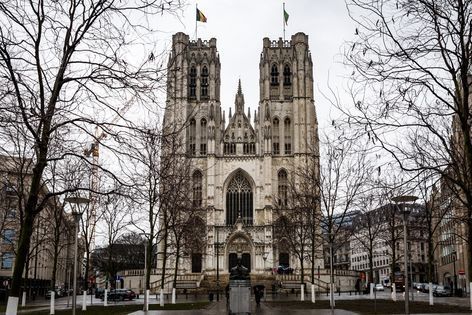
[
  {"xmin": 284, "ymin": 117, "xmax": 291, "ymax": 154},
  {"xmin": 192, "ymin": 171, "xmax": 203, "ymax": 207},
  {"xmin": 189, "ymin": 118, "xmax": 196, "ymax": 155},
  {"xmin": 201, "ymin": 66, "xmax": 209, "ymax": 98},
  {"xmin": 200, "ymin": 118, "xmax": 207, "ymax": 155},
  {"xmin": 272, "ymin": 117, "xmax": 280, "ymax": 155},
  {"xmin": 226, "ymin": 172, "xmax": 253, "ymax": 226},
  {"xmin": 189, "ymin": 66, "xmax": 197, "ymax": 98},
  {"xmin": 270, "ymin": 64, "xmax": 279, "ymax": 86},
  {"xmin": 283, "ymin": 65, "xmax": 291, "ymax": 85},
  {"xmin": 278, "ymin": 169, "xmax": 288, "ymax": 207}
]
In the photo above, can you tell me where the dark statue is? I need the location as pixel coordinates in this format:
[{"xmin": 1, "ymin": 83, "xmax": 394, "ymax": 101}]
[{"xmin": 229, "ymin": 258, "xmax": 250, "ymax": 280}]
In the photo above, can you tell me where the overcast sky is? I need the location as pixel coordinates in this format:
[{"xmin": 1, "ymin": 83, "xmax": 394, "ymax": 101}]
[{"xmin": 155, "ymin": 0, "xmax": 356, "ymax": 131}]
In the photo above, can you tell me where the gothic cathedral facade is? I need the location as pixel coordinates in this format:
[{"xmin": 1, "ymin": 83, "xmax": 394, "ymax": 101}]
[{"xmin": 162, "ymin": 32, "xmax": 323, "ymax": 278}]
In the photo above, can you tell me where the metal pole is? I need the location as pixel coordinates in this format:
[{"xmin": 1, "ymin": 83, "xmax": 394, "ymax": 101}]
[
  {"xmin": 409, "ymin": 254, "xmax": 414, "ymax": 302},
  {"xmin": 453, "ymin": 251, "xmax": 457, "ymax": 296},
  {"xmin": 403, "ymin": 211, "xmax": 409, "ymax": 315},
  {"xmin": 72, "ymin": 216, "xmax": 79, "ymax": 315},
  {"xmin": 143, "ymin": 240, "xmax": 148, "ymax": 311},
  {"xmin": 216, "ymin": 227, "xmax": 220, "ymax": 301},
  {"xmin": 330, "ymin": 240, "xmax": 334, "ymax": 314}
]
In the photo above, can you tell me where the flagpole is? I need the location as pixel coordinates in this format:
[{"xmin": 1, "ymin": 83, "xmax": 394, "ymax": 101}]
[
  {"xmin": 283, "ymin": 2, "xmax": 285, "ymax": 41},
  {"xmin": 196, "ymin": 3, "xmax": 198, "ymax": 40}
]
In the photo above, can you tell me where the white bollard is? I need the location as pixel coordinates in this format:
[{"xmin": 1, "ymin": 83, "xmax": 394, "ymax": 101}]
[
  {"xmin": 21, "ymin": 292, "xmax": 26, "ymax": 307},
  {"xmin": 6, "ymin": 296, "xmax": 19, "ymax": 315},
  {"xmin": 172, "ymin": 288, "xmax": 176, "ymax": 304},
  {"xmin": 300, "ymin": 284, "xmax": 304, "ymax": 301},
  {"xmin": 146, "ymin": 289, "xmax": 150, "ymax": 310},
  {"xmin": 392, "ymin": 283, "xmax": 397, "ymax": 301},
  {"xmin": 429, "ymin": 282, "xmax": 433, "ymax": 305},
  {"xmin": 82, "ymin": 291, "xmax": 86, "ymax": 311},
  {"xmin": 311, "ymin": 284, "xmax": 315, "ymax": 303},
  {"xmin": 160, "ymin": 288, "xmax": 164, "ymax": 307},
  {"xmin": 50, "ymin": 291, "xmax": 55, "ymax": 315},
  {"xmin": 470, "ymin": 282, "xmax": 472, "ymax": 311},
  {"xmin": 104, "ymin": 289, "xmax": 108, "ymax": 307},
  {"xmin": 370, "ymin": 283, "xmax": 374, "ymax": 299}
]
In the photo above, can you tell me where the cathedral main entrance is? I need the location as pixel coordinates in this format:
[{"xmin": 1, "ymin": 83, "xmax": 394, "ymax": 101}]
[{"xmin": 226, "ymin": 234, "xmax": 252, "ymax": 272}]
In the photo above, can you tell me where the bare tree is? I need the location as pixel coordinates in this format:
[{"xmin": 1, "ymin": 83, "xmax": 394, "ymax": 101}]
[
  {"xmin": 273, "ymin": 155, "xmax": 321, "ymax": 287},
  {"xmin": 343, "ymin": 0, "xmax": 472, "ymax": 283},
  {"xmin": 318, "ymin": 130, "xmax": 372, "ymax": 305},
  {"xmin": 351, "ymin": 192, "xmax": 385, "ymax": 285},
  {"xmin": 96, "ymin": 189, "xmax": 130, "ymax": 289},
  {"xmin": 0, "ymin": 0, "xmax": 185, "ymax": 309}
]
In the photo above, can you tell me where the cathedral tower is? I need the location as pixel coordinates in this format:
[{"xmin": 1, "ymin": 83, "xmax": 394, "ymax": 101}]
[{"xmin": 164, "ymin": 32, "xmax": 222, "ymax": 155}]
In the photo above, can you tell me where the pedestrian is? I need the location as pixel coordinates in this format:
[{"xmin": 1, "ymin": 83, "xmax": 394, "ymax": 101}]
[
  {"xmin": 255, "ymin": 287, "xmax": 261, "ymax": 307},
  {"xmin": 355, "ymin": 279, "xmax": 360, "ymax": 295}
]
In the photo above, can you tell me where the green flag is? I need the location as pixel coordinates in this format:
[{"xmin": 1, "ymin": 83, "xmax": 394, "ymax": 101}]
[{"xmin": 284, "ymin": 9, "xmax": 289, "ymax": 25}]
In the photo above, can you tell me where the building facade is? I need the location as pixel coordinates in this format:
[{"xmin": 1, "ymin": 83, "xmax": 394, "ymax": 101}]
[
  {"xmin": 0, "ymin": 155, "xmax": 74, "ymax": 297},
  {"xmin": 161, "ymin": 32, "xmax": 323, "ymax": 279}
]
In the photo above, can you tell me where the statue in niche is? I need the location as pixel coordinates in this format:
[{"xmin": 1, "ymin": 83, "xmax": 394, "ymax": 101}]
[{"xmin": 229, "ymin": 258, "xmax": 250, "ymax": 280}]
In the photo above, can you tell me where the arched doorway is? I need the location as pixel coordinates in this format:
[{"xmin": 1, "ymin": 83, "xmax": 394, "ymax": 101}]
[
  {"xmin": 226, "ymin": 171, "xmax": 253, "ymax": 225},
  {"xmin": 183, "ymin": 216, "xmax": 206, "ymax": 273},
  {"xmin": 226, "ymin": 234, "xmax": 252, "ymax": 272}
]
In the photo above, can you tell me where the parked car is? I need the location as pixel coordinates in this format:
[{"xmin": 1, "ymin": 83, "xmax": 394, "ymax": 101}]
[
  {"xmin": 45, "ymin": 288, "xmax": 65, "ymax": 299},
  {"xmin": 433, "ymin": 285, "xmax": 452, "ymax": 297},
  {"xmin": 422, "ymin": 283, "xmax": 438, "ymax": 293},
  {"xmin": 102, "ymin": 289, "xmax": 136, "ymax": 301},
  {"xmin": 374, "ymin": 284, "xmax": 384, "ymax": 291},
  {"xmin": 414, "ymin": 283, "xmax": 424, "ymax": 291}
]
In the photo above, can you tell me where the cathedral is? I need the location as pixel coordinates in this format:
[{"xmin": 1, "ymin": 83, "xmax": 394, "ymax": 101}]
[{"xmin": 162, "ymin": 32, "xmax": 323, "ymax": 280}]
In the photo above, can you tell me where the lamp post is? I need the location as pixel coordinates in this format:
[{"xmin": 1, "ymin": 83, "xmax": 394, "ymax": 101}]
[
  {"xmin": 215, "ymin": 226, "xmax": 220, "ymax": 302},
  {"xmin": 392, "ymin": 195, "xmax": 417, "ymax": 315},
  {"xmin": 65, "ymin": 197, "xmax": 89, "ymax": 315},
  {"xmin": 139, "ymin": 233, "xmax": 151, "ymax": 311},
  {"xmin": 452, "ymin": 249, "xmax": 457, "ymax": 296}
]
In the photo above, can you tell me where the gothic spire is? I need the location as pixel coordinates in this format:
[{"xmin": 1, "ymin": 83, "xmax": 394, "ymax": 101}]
[{"xmin": 235, "ymin": 79, "xmax": 244, "ymax": 113}]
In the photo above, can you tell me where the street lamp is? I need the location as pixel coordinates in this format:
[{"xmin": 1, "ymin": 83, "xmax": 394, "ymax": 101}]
[
  {"xmin": 215, "ymin": 225, "xmax": 220, "ymax": 302},
  {"xmin": 452, "ymin": 249, "xmax": 457, "ymax": 296},
  {"xmin": 139, "ymin": 232, "xmax": 151, "ymax": 311},
  {"xmin": 392, "ymin": 195, "xmax": 417, "ymax": 315},
  {"xmin": 65, "ymin": 196, "xmax": 89, "ymax": 315}
]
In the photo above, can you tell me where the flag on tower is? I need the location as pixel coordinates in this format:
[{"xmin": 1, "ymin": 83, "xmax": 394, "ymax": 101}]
[
  {"xmin": 284, "ymin": 8, "xmax": 289, "ymax": 25},
  {"xmin": 196, "ymin": 8, "xmax": 207, "ymax": 23}
]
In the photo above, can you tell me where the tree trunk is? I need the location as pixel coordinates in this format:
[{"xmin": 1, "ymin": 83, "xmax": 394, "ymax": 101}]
[
  {"xmin": 11, "ymin": 213, "xmax": 35, "ymax": 296},
  {"xmin": 50, "ymin": 244, "xmax": 59, "ymax": 292},
  {"xmin": 173, "ymin": 243, "xmax": 180, "ymax": 289},
  {"xmin": 160, "ymin": 228, "xmax": 168, "ymax": 289},
  {"xmin": 146, "ymin": 238, "xmax": 152, "ymax": 290}
]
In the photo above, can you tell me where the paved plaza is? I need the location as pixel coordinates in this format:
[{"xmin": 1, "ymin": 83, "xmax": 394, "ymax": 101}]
[{"xmin": 3, "ymin": 290, "xmax": 470, "ymax": 314}]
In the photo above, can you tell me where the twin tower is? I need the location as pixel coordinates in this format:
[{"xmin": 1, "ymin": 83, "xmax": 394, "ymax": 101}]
[
  {"xmin": 164, "ymin": 32, "xmax": 318, "ymax": 158},
  {"xmin": 162, "ymin": 32, "xmax": 321, "ymax": 275}
]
